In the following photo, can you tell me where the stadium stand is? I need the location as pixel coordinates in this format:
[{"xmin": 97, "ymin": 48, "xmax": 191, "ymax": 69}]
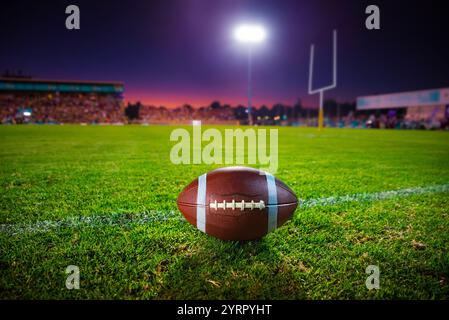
[
  {"xmin": 356, "ymin": 88, "xmax": 449, "ymax": 130},
  {"xmin": 0, "ymin": 77, "xmax": 125, "ymax": 124}
]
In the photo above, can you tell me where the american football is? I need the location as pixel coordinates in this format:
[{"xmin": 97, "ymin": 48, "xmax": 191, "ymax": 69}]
[{"xmin": 177, "ymin": 166, "xmax": 298, "ymax": 240}]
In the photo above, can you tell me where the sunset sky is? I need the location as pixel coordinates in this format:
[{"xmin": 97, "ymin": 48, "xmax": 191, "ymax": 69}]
[{"xmin": 1, "ymin": 0, "xmax": 449, "ymax": 108}]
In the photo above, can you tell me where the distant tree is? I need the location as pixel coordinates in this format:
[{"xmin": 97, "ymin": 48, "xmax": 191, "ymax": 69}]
[
  {"xmin": 209, "ymin": 101, "xmax": 221, "ymax": 110},
  {"xmin": 324, "ymin": 99, "xmax": 338, "ymax": 117},
  {"xmin": 285, "ymin": 106, "xmax": 293, "ymax": 120},
  {"xmin": 293, "ymin": 99, "xmax": 304, "ymax": 118},
  {"xmin": 338, "ymin": 102, "xmax": 357, "ymax": 117},
  {"xmin": 125, "ymin": 102, "xmax": 140, "ymax": 120},
  {"xmin": 271, "ymin": 103, "xmax": 286, "ymax": 119},
  {"xmin": 258, "ymin": 105, "xmax": 270, "ymax": 118},
  {"xmin": 234, "ymin": 105, "xmax": 248, "ymax": 121},
  {"xmin": 182, "ymin": 104, "xmax": 193, "ymax": 111}
]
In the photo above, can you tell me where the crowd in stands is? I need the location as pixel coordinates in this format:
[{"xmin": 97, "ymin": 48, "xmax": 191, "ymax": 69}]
[
  {"xmin": 0, "ymin": 92, "xmax": 125, "ymax": 124},
  {"xmin": 329, "ymin": 108, "xmax": 449, "ymax": 130},
  {"xmin": 1, "ymin": 93, "xmax": 448, "ymax": 129}
]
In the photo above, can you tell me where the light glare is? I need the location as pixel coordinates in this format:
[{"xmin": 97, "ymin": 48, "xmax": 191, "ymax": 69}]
[{"xmin": 234, "ymin": 25, "xmax": 266, "ymax": 43}]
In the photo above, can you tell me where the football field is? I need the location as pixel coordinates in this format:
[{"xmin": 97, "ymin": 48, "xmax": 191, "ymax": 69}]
[{"xmin": 1, "ymin": 125, "xmax": 448, "ymax": 299}]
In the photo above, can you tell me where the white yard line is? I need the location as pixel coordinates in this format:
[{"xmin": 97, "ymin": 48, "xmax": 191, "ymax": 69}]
[
  {"xmin": 0, "ymin": 210, "xmax": 183, "ymax": 236},
  {"xmin": 1, "ymin": 183, "xmax": 448, "ymax": 236},
  {"xmin": 298, "ymin": 183, "xmax": 449, "ymax": 208}
]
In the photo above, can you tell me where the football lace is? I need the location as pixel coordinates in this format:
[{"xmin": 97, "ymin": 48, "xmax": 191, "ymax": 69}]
[{"xmin": 209, "ymin": 199, "xmax": 265, "ymax": 211}]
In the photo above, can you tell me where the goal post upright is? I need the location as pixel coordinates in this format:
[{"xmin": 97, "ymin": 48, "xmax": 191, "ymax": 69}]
[{"xmin": 308, "ymin": 29, "xmax": 337, "ymax": 130}]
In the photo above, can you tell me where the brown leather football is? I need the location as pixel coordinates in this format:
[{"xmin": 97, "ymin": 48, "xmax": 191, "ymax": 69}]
[{"xmin": 177, "ymin": 166, "xmax": 298, "ymax": 241}]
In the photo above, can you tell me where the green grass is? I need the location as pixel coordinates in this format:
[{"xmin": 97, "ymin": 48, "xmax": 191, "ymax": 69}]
[{"xmin": 0, "ymin": 125, "xmax": 448, "ymax": 299}]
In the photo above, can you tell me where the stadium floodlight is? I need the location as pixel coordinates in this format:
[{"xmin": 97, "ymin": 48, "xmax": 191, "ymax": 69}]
[
  {"xmin": 234, "ymin": 24, "xmax": 267, "ymax": 125},
  {"xmin": 234, "ymin": 25, "xmax": 266, "ymax": 43},
  {"xmin": 308, "ymin": 29, "xmax": 337, "ymax": 130}
]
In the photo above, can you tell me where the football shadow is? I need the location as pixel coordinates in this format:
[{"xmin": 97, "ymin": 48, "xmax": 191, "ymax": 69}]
[{"xmin": 156, "ymin": 233, "xmax": 306, "ymax": 299}]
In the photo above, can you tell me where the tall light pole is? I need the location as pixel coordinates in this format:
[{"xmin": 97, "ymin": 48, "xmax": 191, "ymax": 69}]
[{"xmin": 234, "ymin": 24, "xmax": 266, "ymax": 125}]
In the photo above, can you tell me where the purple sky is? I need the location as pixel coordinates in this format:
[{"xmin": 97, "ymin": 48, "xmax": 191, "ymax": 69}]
[{"xmin": 1, "ymin": 0, "xmax": 449, "ymax": 108}]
